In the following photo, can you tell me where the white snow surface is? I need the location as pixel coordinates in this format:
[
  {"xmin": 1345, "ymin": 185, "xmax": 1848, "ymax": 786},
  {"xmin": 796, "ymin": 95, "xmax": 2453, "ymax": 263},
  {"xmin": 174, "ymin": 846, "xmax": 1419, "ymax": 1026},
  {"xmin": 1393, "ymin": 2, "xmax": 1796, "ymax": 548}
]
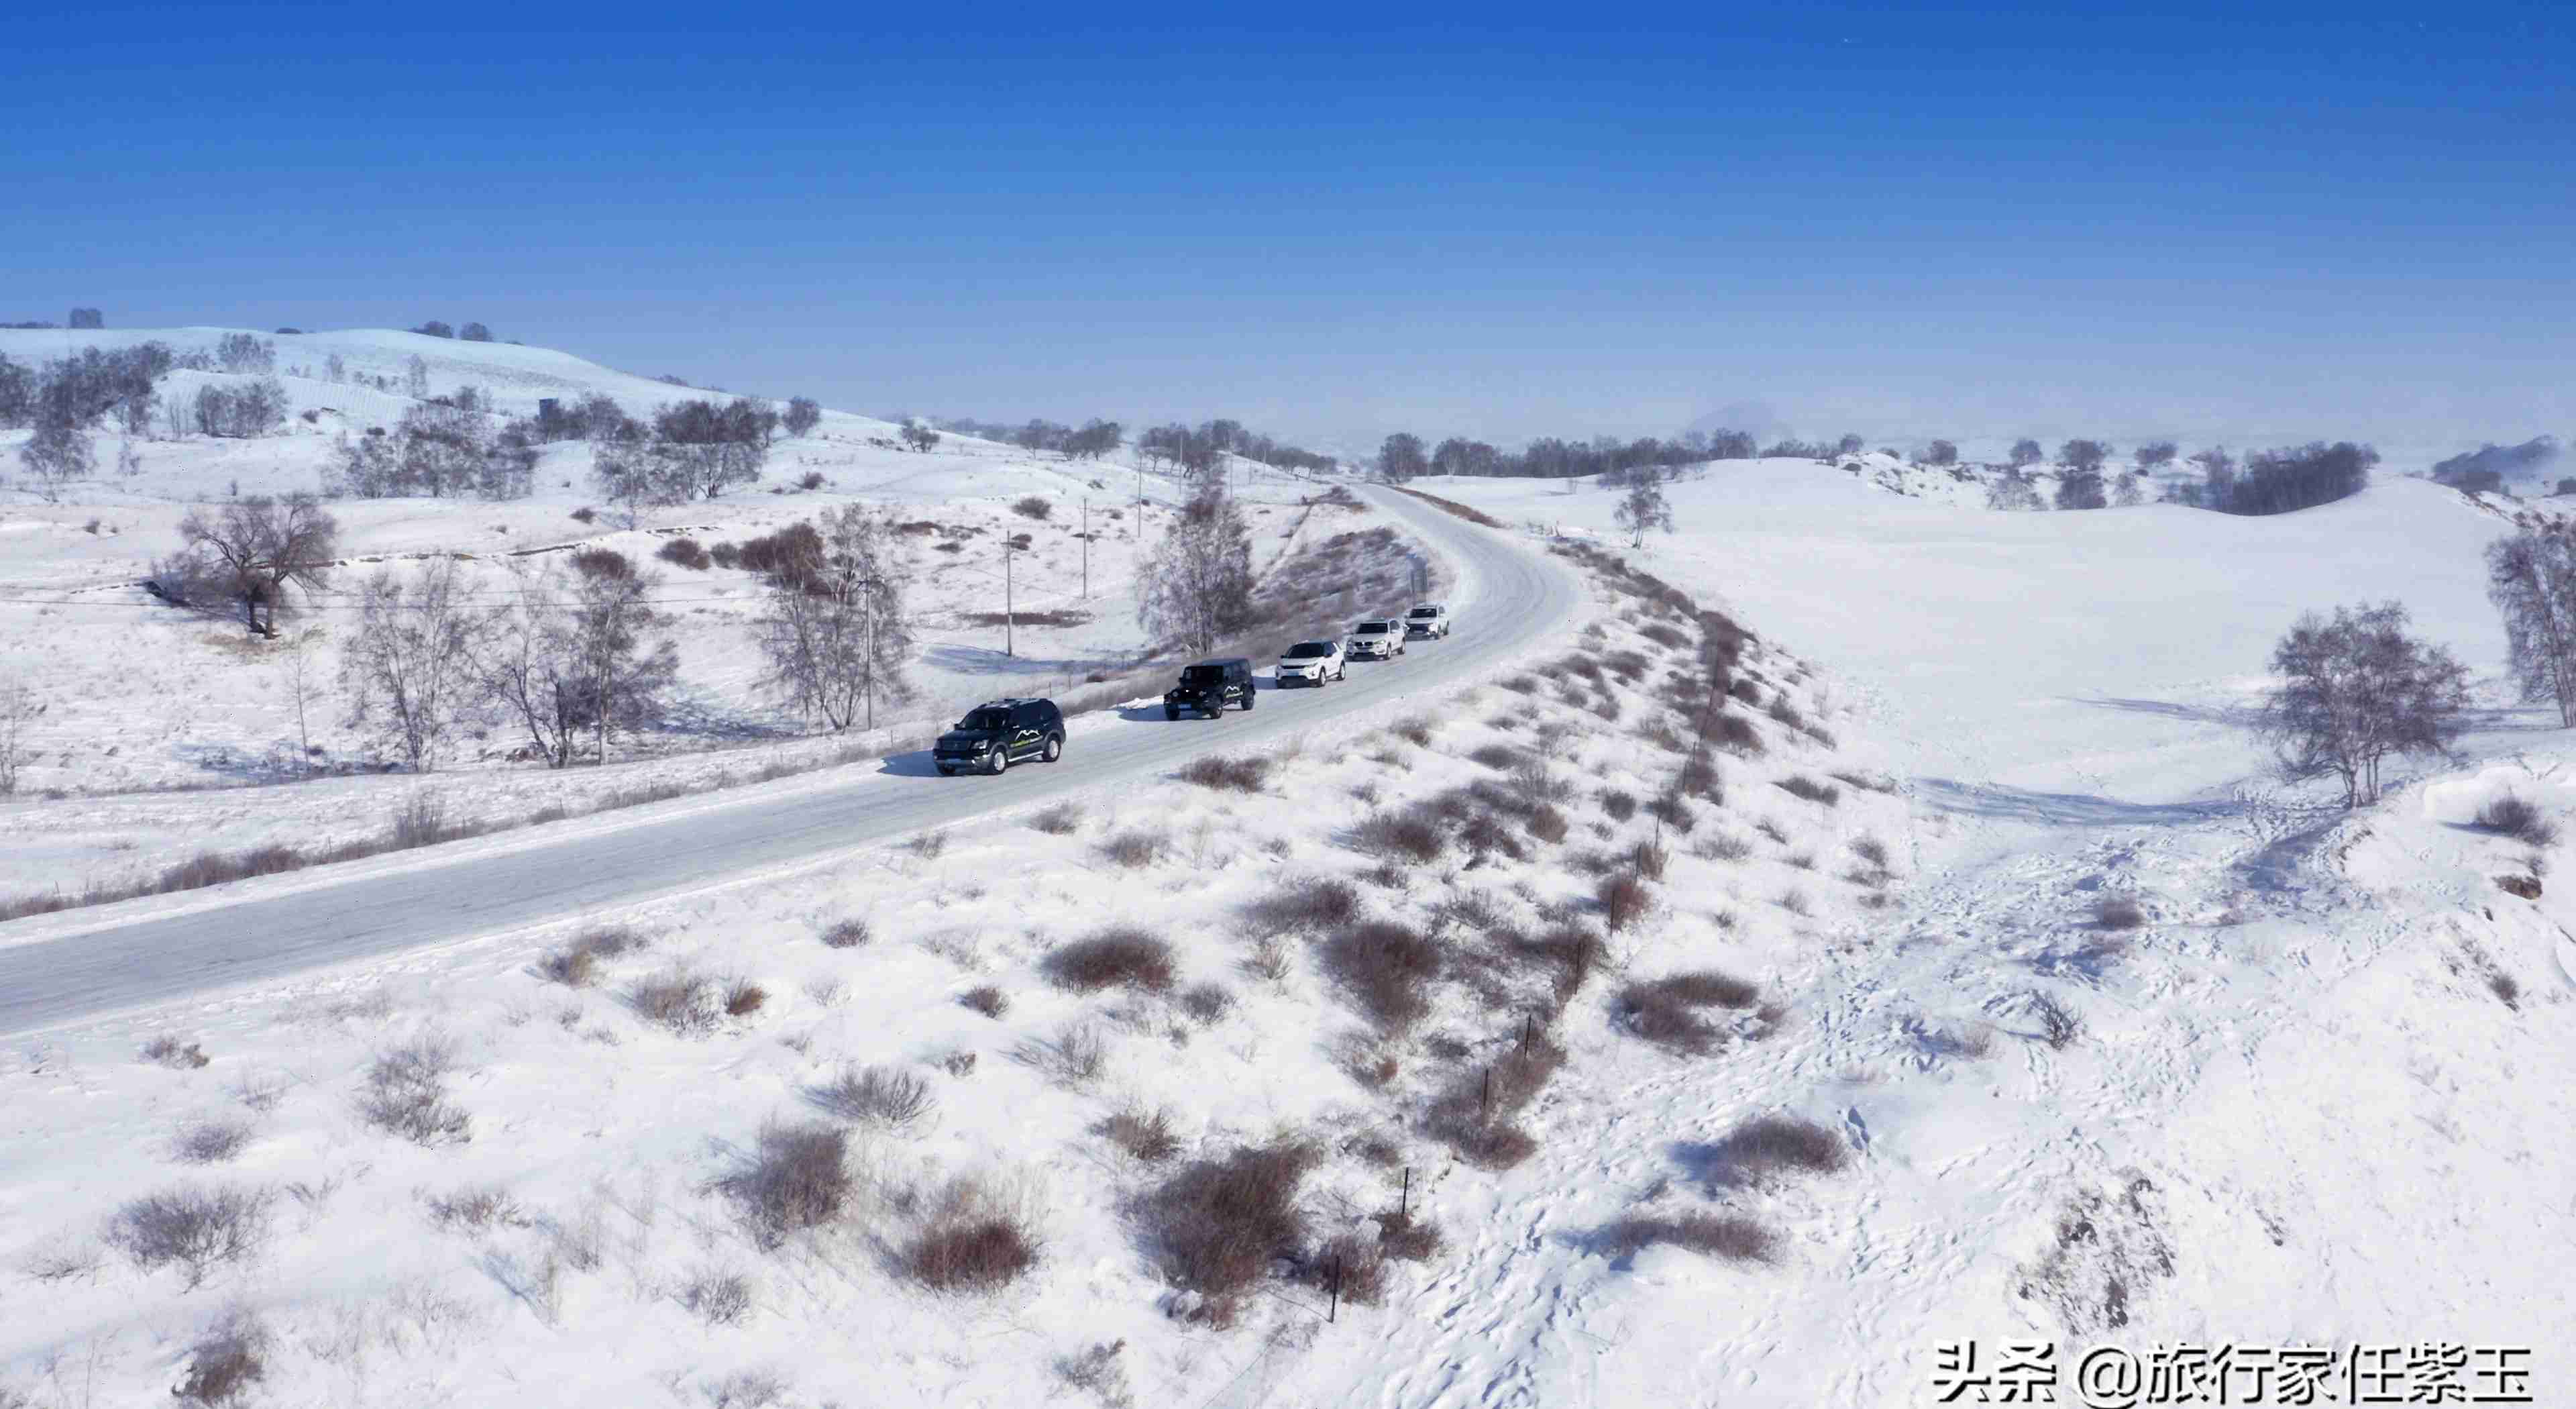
[{"xmin": 4, "ymin": 368, "xmax": 2574, "ymax": 1408}]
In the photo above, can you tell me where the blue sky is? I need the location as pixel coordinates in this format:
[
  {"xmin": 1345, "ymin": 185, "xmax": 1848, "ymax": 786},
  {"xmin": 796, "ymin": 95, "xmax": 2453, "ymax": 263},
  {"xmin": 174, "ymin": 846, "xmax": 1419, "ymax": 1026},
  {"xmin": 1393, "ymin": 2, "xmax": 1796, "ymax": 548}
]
[{"xmin": 5, "ymin": 3, "xmax": 2569, "ymax": 456}]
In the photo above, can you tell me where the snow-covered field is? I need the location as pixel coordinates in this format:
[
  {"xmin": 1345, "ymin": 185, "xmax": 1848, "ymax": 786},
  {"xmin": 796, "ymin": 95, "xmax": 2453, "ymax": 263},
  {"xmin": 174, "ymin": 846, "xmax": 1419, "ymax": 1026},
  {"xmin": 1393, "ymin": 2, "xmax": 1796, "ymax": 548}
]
[{"xmin": 5, "ymin": 344, "xmax": 2573, "ymax": 1408}]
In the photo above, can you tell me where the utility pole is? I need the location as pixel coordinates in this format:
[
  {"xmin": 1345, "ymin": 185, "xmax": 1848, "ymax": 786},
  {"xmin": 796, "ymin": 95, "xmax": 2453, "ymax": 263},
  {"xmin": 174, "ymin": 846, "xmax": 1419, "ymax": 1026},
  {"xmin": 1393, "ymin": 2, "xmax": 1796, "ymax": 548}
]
[
  {"xmin": 1080, "ymin": 497, "xmax": 1089, "ymax": 601},
  {"xmin": 1004, "ymin": 542, "xmax": 1014, "ymax": 658},
  {"xmin": 861, "ymin": 576, "xmax": 877, "ymax": 732}
]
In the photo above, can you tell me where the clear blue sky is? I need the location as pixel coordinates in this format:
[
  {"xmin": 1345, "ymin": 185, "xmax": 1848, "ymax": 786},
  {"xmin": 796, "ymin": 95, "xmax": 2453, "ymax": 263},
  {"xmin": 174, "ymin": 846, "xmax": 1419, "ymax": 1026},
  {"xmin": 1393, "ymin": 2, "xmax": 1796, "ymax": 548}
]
[{"xmin": 6, "ymin": 2, "xmax": 2568, "ymax": 457}]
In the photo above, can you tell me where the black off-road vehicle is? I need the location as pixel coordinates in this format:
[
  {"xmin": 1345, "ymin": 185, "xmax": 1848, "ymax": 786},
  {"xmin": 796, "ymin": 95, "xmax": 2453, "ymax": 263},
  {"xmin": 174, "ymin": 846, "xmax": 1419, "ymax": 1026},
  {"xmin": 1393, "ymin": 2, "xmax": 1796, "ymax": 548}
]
[
  {"xmin": 1164, "ymin": 658, "xmax": 1255, "ymax": 719},
  {"xmin": 934, "ymin": 698, "xmax": 1065, "ymax": 775}
]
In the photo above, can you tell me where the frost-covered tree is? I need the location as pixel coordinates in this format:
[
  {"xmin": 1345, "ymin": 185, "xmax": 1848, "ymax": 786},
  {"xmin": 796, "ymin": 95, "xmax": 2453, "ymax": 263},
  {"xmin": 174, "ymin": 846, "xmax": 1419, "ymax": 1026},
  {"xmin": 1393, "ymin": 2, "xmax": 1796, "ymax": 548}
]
[
  {"xmin": 343, "ymin": 557, "xmax": 486, "ymax": 769},
  {"xmin": 2485, "ymin": 530, "xmax": 2576, "ymax": 729},
  {"xmin": 1613, "ymin": 470, "xmax": 1674, "ymax": 547},
  {"xmin": 19, "ymin": 422, "xmax": 92, "ymax": 498},
  {"xmin": 2008, "ymin": 439, "xmax": 2043, "ymax": 469},
  {"xmin": 1138, "ymin": 488, "xmax": 1254, "ymax": 655},
  {"xmin": 1377, "ymin": 432, "xmax": 1428, "ymax": 483},
  {"xmin": 755, "ymin": 505, "xmax": 914, "ymax": 731},
  {"xmin": 175, "ymin": 493, "xmax": 340, "ymax": 637},
  {"xmin": 1986, "ymin": 468, "xmax": 2044, "ymax": 511},
  {"xmin": 477, "ymin": 562, "xmax": 678, "ymax": 767},
  {"xmin": 782, "ymin": 397, "xmax": 822, "ymax": 438},
  {"xmin": 1922, "ymin": 439, "xmax": 1959, "ymax": 466}
]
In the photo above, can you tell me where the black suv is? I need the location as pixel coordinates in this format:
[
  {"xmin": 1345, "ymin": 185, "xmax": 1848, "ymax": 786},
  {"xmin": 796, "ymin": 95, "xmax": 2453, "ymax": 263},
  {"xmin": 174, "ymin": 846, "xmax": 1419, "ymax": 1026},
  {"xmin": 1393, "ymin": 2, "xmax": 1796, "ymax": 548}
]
[
  {"xmin": 1164, "ymin": 658, "xmax": 1255, "ymax": 719},
  {"xmin": 934, "ymin": 698, "xmax": 1065, "ymax": 775}
]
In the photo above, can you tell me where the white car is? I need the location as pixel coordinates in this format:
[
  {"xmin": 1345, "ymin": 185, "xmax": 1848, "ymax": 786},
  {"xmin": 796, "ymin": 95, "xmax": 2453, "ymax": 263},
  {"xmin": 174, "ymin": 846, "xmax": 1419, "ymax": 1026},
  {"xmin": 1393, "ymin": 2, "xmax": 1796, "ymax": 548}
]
[
  {"xmin": 1403, "ymin": 603, "xmax": 1451, "ymax": 639},
  {"xmin": 1276, "ymin": 639, "xmax": 1347, "ymax": 686},
  {"xmin": 1346, "ymin": 619, "xmax": 1407, "ymax": 660}
]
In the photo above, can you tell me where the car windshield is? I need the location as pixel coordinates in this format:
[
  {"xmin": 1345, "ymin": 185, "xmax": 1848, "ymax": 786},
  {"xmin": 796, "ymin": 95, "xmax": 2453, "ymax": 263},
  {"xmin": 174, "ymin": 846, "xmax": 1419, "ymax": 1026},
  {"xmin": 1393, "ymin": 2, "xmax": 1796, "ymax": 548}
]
[
  {"xmin": 1409, "ymin": 607, "xmax": 1438, "ymax": 618},
  {"xmin": 1354, "ymin": 623, "xmax": 1387, "ymax": 635},
  {"xmin": 957, "ymin": 708, "xmax": 1011, "ymax": 731},
  {"xmin": 1283, "ymin": 642, "xmax": 1333, "ymax": 659},
  {"xmin": 1181, "ymin": 666, "xmax": 1224, "ymax": 684}
]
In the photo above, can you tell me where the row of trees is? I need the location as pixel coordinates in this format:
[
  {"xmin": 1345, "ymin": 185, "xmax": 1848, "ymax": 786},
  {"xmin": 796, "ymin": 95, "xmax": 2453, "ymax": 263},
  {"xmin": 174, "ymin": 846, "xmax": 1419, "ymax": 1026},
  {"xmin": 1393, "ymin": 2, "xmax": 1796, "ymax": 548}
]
[
  {"xmin": 1379, "ymin": 429, "xmax": 1766, "ymax": 483},
  {"xmin": 933, "ymin": 415, "xmax": 1126, "ymax": 460},
  {"xmin": 332, "ymin": 391, "xmax": 539, "ymax": 500},
  {"xmin": 1136, "ymin": 461, "xmax": 1256, "ymax": 654},
  {"xmin": 592, "ymin": 398, "xmax": 781, "ymax": 509},
  {"xmin": 410, "ymin": 321, "xmax": 496, "ymax": 342}
]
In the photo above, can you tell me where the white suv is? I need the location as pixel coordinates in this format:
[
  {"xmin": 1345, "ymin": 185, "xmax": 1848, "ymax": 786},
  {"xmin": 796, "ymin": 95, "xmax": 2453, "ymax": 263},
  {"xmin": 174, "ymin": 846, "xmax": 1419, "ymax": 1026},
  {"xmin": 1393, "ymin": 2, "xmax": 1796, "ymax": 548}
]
[
  {"xmin": 1346, "ymin": 619, "xmax": 1407, "ymax": 660},
  {"xmin": 1403, "ymin": 604, "xmax": 1451, "ymax": 639},
  {"xmin": 1277, "ymin": 639, "xmax": 1346, "ymax": 686}
]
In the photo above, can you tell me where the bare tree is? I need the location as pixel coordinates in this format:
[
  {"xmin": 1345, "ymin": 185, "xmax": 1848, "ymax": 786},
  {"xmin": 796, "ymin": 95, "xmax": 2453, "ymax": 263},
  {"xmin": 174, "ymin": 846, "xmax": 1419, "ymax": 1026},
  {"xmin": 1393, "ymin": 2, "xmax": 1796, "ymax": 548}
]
[
  {"xmin": 1377, "ymin": 433, "xmax": 1428, "ymax": 483},
  {"xmin": 0, "ymin": 681, "xmax": 40, "ymax": 794},
  {"xmin": 2058, "ymin": 439, "xmax": 2111, "ymax": 473},
  {"xmin": 2485, "ymin": 531, "xmax": 2576, "ymax": 728},
  {"xmin": 478, "ymin": 563, "xmax": 678, "ymax": 766},
  {"xmin": 2137, "ymin": 440, "xmax": 2178, "ymax": 469},
  {"xmin": 1613, "ymin": 471, "xmax": 1674, "ymax": 547},
  {"xmin": 2257, "ymin": 601, "xmax": 2470, "ymax": 807},
  {"xmin": 404, "ymin": 355, "xmax": 429, "ymax": 399},
  {"xmin": 19, "ymin": 422, "xmax": 91, "ymax": 499},
  {"xmin": 1835, "ymin": 432, "xmax": 1864, "ymax": 456},
  {"xmin": 900, "ymin": 423, "xmax": 941, "ymax": 452},
  {"xmin": 783, "ymin": 397, "xmax": 822, "ymax": 438},
  {"xmin": 2112, "ymin": 472, "xmax": 2145, "ymax": 507},
  {"xmin": 275, "ymin": 626, "xmax": 325, "ymax": 774},
  {"xmin": 755, "ymin": 506, "xmax": 914, "ymax": 731},
  {"xmin": 2008, "ymin": 439, "xmax": 2043, "ymax": 468},
  {"xmin": 460, "ymin": 322, "xmax": 493, "ymax": 342},
  {"xmin": 1138, "ymin": 489, "xmax": 1254, "ymax": 656},
  {"xmin": 1922, "ymin": 439, "xmax": 1959, "ymax": 466},
  {"xmin": 343, "ymin": 558, "xmax": 486, "ymax": 769},
  {"xmin": 176, "ymin": 493, "xmax": 340, "ymax": 637}
]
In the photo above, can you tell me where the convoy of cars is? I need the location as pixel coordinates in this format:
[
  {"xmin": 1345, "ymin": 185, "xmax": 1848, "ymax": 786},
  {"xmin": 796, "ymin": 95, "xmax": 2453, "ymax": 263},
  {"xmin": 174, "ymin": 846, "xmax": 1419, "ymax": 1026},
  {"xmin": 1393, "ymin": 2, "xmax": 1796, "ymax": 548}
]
[{"xmin": 938, "ymin": 603, "xmax": 1454, "ymax": 772}]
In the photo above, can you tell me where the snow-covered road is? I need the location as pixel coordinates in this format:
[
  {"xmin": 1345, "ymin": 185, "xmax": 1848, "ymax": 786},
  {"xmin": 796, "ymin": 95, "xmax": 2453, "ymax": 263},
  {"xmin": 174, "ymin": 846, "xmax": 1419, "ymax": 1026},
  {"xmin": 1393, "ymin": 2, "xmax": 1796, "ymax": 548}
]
[{"xmin": 0, "ymin": 484, "xmax": 1580, "ymax": 1035}]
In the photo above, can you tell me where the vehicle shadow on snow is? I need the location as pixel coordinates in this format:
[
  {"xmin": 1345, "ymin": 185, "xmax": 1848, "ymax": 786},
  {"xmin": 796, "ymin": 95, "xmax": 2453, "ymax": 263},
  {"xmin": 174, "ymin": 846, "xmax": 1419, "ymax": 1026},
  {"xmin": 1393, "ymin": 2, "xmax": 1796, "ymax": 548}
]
[{"xmin": 875, "ymin": 749, "xmax": 948, "ymax": 778}]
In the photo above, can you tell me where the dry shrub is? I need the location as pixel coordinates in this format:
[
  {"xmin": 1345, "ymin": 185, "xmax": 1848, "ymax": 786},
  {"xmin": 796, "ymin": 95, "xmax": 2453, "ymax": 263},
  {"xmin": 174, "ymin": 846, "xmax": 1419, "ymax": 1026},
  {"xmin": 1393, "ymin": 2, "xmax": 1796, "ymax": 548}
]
[
  {"xmin": 2476, "ymin": 793, "xmax": 2559, "ymax": 847},
  {"xmin": 1012, "ymin": 494, "xmax": 1054, "ymax": 520},
  {"xmin": 1519, "ymin": 803, "xmax": 1567, "ymax": 844},
  {"xmin": 655, "ymin": 536, "xmax": 712, "ymax": 570},
  {"xmin": 1677, "ymin": 752, "xmax": 1723, "ymax": 802},
  {"xmin": 1599, "ymin": 1212, "xmax": 1777, "ymax": 1264},
  {"xmin": 1100, "ymin": 829, "xmax": 1168, "ymax": 869},
  {"xmin": 172, "ymin": 1117, "xmax": 254, "ymax": 1165},
  {"xmin": 1702, "ymin": 1114, "xmax": 1849, "ymax": 1184},
  {"xmin": 143, "ymin": 1035, "xmax": 211, "ymax": 1069},
  {"xmin": 1515, "ymin": 925, "xmax": 1607, "ymax": 1005},
  {"xmin": 1029, "ymin": 800, "xmax": 1085, "ymax": 835},
  {"xmin": 1468, "ymin": 743, "xmax": 1527, "ymax": 772},
  {"xmin": 1631, "ymin": 838, "xmax": 1670, "ymax": 881},
  {"xmin": 909, "ymin": 828, "xmax": 949, "ymax": 859},
  {"xmin": 1138, "ymin": 1139, "xmax": 1317, "ymax": 1316},
  {"xmin": 2092, "ymin": 894, "xmax": 2145, "ymax": 930},
  {"xmin": 723, "ymin": 977, "xmax": 769, "ymax": 1017},
  {"xmin": 1753, "ymin": 817, "xmax": 1788, "ymax": 845},
  {"xmin": 1599, "ymin": 789, "xmax": 1638, "ymax": 822},
  {"xmin": 1710, "ymin": 714, "xmax": 1764, "ymax": 755},
  {"xmin": 1642, "ymin": 790, "xmax": 1697, "ymax": 835},
  {"xmin": 1377, "ymin": 1206, "xmax": 1444, "ymax": 1261},
  {"xmin": 359, "ymin": 1034, "xmax": 470, "ymax": 1145},
  {"xmin": 631, "ymin": 968, "xmax": 718, "ymax": 1035},
  {"xmin": 1252, "ymin": 870, "xmax": 1370, "ymax": 937},
  {"xmin": 105, "ymin": 1185, "xmax": 275, "ymax": 1288},
  {"xmin": 1321, "ymin": 921, "xmax": 1444, "ymax": 1031},
  {"xmin": 1298, "ymin": 1231, "xmax": 1389, "ymax": 1307},
  {"xmin": 1615, "ymin": 971, "xmax": 1760, "ymax": 1055},
  {"xmin": 1784, "ymin": 850, "xmax": 1817, "ymax": 871},
  {"xmin": 1697, "ymin": 831, "xmax": 1754, "ymax": 862},
  {"xmin": 904, "ymin": 1173, "xmax": 1041, "ymax": 1293},
  {"xmin": 1389, "ymin": 717, "xmax": 1434, "ymax": 747},
  {"xmin": 541, "ymin": 925, "xmax": 647, "ymax": 986},
  {"xmin": 1243, "ymin": 936, "xmax": 1292, "ymax": 984},
  {"xmin": 1045, "ymin": 928, "xmax": 1177, "ymax": 993},
  {"xmin": 814, "ymin": 1063, "xmax": 934, "ymax": 1128},
  {"xmin": 1775, "ymin": 774, "xmax": 1841, "ymax": 807},
  {"xmin": 1850, "ymin": 835, "xmax": 1890, "ymax": 869},
  {"xmin": 174, "ymin": 1313, "xmax": 269, "ymax": 1405},
  {"xmin": 1101, "ymin": 1104, "xmax": 1182, "ymax": 1163},
  {"xmin": 1423, "ymin": 1034, "xmax": 1564, "ymax": 1169},
  {"xmin": 424, "ymin": 1184, "xmax": 526, "ymax": 1233},
  {"xmin": 1352, "ymin": 808, "xmax": 1444, "ymax": 864},
  {"xmin": 682, "ymin": 1265, "xmax": 755, "ymax": 1325},
  {"xmin": 1597, "ymin": 872, "xmax": 1654, "ymax": 932},
  {"xmin": 725, "ymin": 1120, "xmax": 851, "ymax": 1247},
  {"xmin": 959, "ymin": 984, "xmax": 1008, "ymax": 1018},
  {"xmin": 1776, "ymin": 888, "xmax": 1811, "ymax": 917},
  {"xmin": 1016, "ymin": 1021, "xmax": 1108, "ymax": 1085},
  {"xmin": 1501, "ymin": 674, "xmax": 1540, "ymax": 695},
  {"xmin": 1178, "ymin": 754, "xmax": 1271, "ymax": 792},
  {"xmin": 2030, "ymin": 991, "xmax": 2083, "ymax": 1049},
  {"xmin": 818, "ymin": 916, "xmax": 871, "ymax": 949},
  {"xmin": 1179, "ymin": 982, "xmax": 1235, "ymax": 1023}
]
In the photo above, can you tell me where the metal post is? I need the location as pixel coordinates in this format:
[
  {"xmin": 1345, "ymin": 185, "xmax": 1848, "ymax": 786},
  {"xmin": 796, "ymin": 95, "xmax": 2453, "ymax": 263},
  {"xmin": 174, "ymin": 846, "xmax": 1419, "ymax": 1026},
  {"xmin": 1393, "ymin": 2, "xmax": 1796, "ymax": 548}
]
[
  {"xmin": 1328, "ymin": 1254, "xmax": 1341, "ymax": 1323},
  {"xmin": 1081, "ymin": 497, "xmax": 1089, "ymax": 601},
  {"xmin": 1004, "ymin": 543, "xmax": 1014, "ymax": 658},
  {"xmin": 863, "ymin": 577, "xmax": 875, "ymax": 732},
  {"xmin": 1400, "ymin": 1167, "xmax": 1410, "ymax": 1222}
]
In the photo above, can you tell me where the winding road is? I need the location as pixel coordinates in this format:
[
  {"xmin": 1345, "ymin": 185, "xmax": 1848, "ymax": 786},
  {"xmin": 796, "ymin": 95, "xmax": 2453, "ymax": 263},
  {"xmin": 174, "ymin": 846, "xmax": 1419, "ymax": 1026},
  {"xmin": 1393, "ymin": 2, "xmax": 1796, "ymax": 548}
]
[{"xmin": 0, "ymin": 485, "xmax": 1580, "ymax": 1036}]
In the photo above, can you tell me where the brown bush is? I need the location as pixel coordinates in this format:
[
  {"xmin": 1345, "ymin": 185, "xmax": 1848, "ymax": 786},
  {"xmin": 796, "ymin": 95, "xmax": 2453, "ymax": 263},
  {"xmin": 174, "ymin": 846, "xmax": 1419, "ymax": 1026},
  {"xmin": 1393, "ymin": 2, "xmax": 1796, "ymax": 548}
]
[
  {"xmin": 1028, "ymin": 800, "xmax": 1085, "ymax": 835},
  {"xmin": 1599, "ymin": 789, "xmax": 1638, "ymax": 822},
  {"xmin": 1101, "ymin": 1105, "xmax": 1182, "ymax": 1163},
  {"xmin": 2092, "ymin": 894, "xmax": 2145, "ymax": 930},
  {"xmin": 1700, "ymin": 1114, "xmax": 1848, "ymax": 1184},
  {"xmin": 1423, "ymin": 1034, "xmax": 1564, "ymax": 1169},
  {"xmin": 724, "ymin": 1120, "xmax": 851, "ymax": 1247},
  {"xmin": 1246, "ymin": 875, "xmax": 1361, "ymax": 935},
  {"xmin": 1352, "ymin": 808, "xmax": 1445, "ymax": 864},
  {"xmin": 1180, "ymin": 982, "xmax": 1235, "ymax": 1023},
  {"xmin": 2477, "ymin": 793, "xmax": 2559, "ymax": 847},
  {"xmin": 1615, "ymin": 971, "xmax": 1760, "ymax": 1055},
  {"xmin": 541, "ymin": 925, "xmax": 647, "ymax": 986},
  {"xmin": 1322, "ymin": 921, "xmax": 1444, "ymax": 1031},
  {"xmin": 174, "ymin": 1314, "xmax": 269, "ymax": 1405},
  {"xmin": 1526, "ymin": 804, "xmax": 1570, "ymax": 843},
  {"xmin": 722, "ymin": 978, "xmax": 768, "ymax": 1017},
  {"xmin": 1468, "ymin": 743, "xmax": 1527, "ymax": 772},
  {"xmin": 1137, "ymin": 1139, "xmax": 1317, "ymax": 1312},
  {"xmin": 656, "ymin": 537, "xmax": 711, "ymax": 570},
  {"xmin": 959, "ymin": 984, "xmax": 1008, "ymax": 1018},
  {"xmin": 820, "ymin": 917, "xmax": 871, "ymax": 949},
  {"xmin": 1599, "ymin": 1212, "xmax": 1777, "ymax": 1264},
  {"xmin": 1515, "ymin": 925, "xmax": 1606, "ymax": 1004},
  {"xmin": 1597, "ymin": 872, "xmax": 1654, "ymax": 932},
  {"xmin": 630, "ymin": 968, "xmax": 717, "ymax": 1035},
  {"xmin": 1044, "ymin": 928, "xmax": 1177, "ymax": 993},
  {"xmin": 105, "ymin": 1185, "xmax": 276, "ymax": 1288},
  {"xmin": 142, "ymin": 1034, "xmax": 211, "ymax": 1069},
  {"xmin": 1377, "ymin": 1205, "xmax": 1444, "ymax": 1261},
  {"xmin": 1012, "ymin": 495, "xmax": 1054, "ymax": 520},
  {"xmin": 1710, "ymin": 714, "xmax": 1764, "ymax": 755},
  {"xmin": 1775, "ymin": 775, "xmax": 1841, "ymax": 806},
  {"xmin": 814, "ymin": 1064, "xmax": 934, "ymax": 1128},
  {"xmin": 1178, "ymin": 754, "xmax": 1271, "ymax": 792},
  {"xmin": 1389, "ymin": 716, "xmax": 1435, "ymax": 747},
  {"xmin": 1099, "ymin": 829, "xmax": 1168, "ymax": 868},
  {"xmin": 1631, "ymin": 838, "xmax": 1670, "ymax": 881}
]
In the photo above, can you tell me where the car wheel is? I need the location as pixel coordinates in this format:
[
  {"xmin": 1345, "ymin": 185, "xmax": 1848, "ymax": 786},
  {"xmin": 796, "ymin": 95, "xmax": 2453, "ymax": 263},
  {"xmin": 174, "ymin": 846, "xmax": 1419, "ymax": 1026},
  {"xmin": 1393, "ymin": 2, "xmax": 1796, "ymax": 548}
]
[
  {"xmin": 1164, "ymin": 709, "xmax": 1178, "ymax": 722},
  {"xmin": 1042, "ymin": 733, "xmax": 1061, "ymax": 763},
  {"xmin": 1242, "ymin": 690, "xmax": 1256, "ymax": 711},
  {"xmin": 987, "ymin": 746, "xmax": 1008, "ymax": 775},
  {"xmin": 936, "ymin": 766, "xmax": 953, "ymax": 776}
]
